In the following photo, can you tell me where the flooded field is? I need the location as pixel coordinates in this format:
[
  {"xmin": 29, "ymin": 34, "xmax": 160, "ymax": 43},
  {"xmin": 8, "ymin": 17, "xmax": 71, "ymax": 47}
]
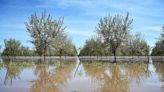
[{"xmin": 0, "ymin": 58, "xmax": 164, "ymax": 92}]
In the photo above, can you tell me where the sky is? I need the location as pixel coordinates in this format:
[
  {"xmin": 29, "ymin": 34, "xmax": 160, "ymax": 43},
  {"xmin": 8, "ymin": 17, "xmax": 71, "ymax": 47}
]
[{"xmin": 0, "ymin": 0, "xmax": 164, "ymax": 51}]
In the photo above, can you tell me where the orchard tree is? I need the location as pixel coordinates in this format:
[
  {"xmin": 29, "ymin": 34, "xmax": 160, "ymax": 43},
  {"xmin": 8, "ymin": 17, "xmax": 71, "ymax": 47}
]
[
  {"xmin": 152, "ymin": 41, "xmax": 164, "ymax": 56},
  {"xmin": 79, "ymin": 36, "xmax": 110, "ymax": 56},
  {"xmin": 151, "ymin": 25, "xmax": 164, "ymax": 56},
  {"xmin": 25, "ymin": 11, "xmax": 65, "ymax": 59},
  {"xmin": 130, "ymin": 33, "xmax": 149, "ymax": 56},
  {"xmin": 2, "ymin": 38, "xmax": 21, "ymax": 56},
  {"xmin": 161, "ymin": 25, "xmax": 164, "ymax": 39},
  {"xmin": 2, "ymin": 38, "xmax": 33, "ymax": 56},
  {"xmin": 96, "ymin": 13, "xmax": 133, "ymax": 62},
  {"xmin": 49, "ymin": 32, "xmax": 77, "ymax": 56}
]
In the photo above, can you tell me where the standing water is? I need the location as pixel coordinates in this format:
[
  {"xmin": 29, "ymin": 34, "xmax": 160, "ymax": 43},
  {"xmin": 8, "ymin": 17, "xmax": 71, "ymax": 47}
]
[{"xmin": 0, "ymin": 58, "xmax": 164, "ymax": 92}]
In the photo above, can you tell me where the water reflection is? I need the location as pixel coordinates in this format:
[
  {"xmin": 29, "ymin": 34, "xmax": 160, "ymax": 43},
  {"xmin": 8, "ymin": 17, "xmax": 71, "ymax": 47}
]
[
  {"xmin": 154, "ymin": 62, "xmax": 164, "ymax": 88},
  {"xmin": 124, "ymin": 63, "xmax": 150, "ymax": 83},
  {"xmin": 0, "ymin": 58, "xmax": 164, "ymax": 92},
  {"xmin": 82, "ymin": 62, "xmax": 150, "ymax": 92},
  {"xmin": 31, "ymin": 59, "xmax": 76, "ymax": 92},
  {"xmin": 2, "ymin": 59, "xmax": 33, "ymax": 85},
  {"xmin": 101, "ymin": 65, "xmax": 129, "ymax": 92}
]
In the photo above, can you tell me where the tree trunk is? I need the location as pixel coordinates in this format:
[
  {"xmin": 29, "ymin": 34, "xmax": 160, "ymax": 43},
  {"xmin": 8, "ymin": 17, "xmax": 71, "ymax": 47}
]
[
  {"xmin": 147, "ymin": 55, "xmax": 149, "ymax": 63},
  {"xmin": 65, "ymin": 54, "xmax": 66, "ymax": 61},
  {"xmin": 60, "ymin": 55, "xmax": 61, "ymax": 62},
  {"xmin": 114, "ymin": 50, "xmax": 116, "ymax": 63},
  {"xmin": 43, "ymin": 48, "xmax": 46, "ymax": 62},
  {"xmin": 43, "ymin": 41, "xmax": 46, "ymax": 62},
  {"xmin": 59, "ymin": 48, "xmax": 62, "ymax": 62},
  {"xmin": 97, "ymin": 55, "xmax": 98, "ymax": 61},
  {"xmin": 96, "ymin": 51, "xmax": 98, "ymax": 61},
  {"xmin": 147, "ymin": 50, "xmax": 149, "ymax": 63}
]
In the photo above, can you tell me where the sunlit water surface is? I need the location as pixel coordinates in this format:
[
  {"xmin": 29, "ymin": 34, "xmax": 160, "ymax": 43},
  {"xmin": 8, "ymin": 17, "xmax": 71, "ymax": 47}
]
[{"xmin": 0, "ymin": 58, "xmax": 164, "ymax": 92}]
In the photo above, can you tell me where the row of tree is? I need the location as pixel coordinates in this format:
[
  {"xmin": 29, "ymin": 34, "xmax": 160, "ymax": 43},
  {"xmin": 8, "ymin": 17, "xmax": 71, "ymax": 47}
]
[
  {"xmin": 80, "ymin": 33, "xmax": 149, "ymax": 56},
  {"xmin": 2, "ymin": 11, "xmax": 77, "ymax": 56},
  {"xmin": 1, "ymin": 11, "xmax": 163, "ymax": 58},
  {"xmin": 1, "ymin": 37, "xmax": 76, "ymax": 56},
  {"xmin": 2, "ymin": 38, "xmax": 33, "ymax": 56},
  {"xmin": 79, "ymin": 13, "xmax": 163, "ymax": 62},
  {"xmin": 151, "ymin": 27, "xmax": 164, "ymax": 56}
]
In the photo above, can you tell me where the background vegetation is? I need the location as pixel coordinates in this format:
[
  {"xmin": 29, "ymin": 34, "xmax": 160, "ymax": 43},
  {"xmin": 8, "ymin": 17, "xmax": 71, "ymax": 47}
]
[
  {"xmin": 79, "ymin": 13, "xmax": 150, "ymax": 60},
  {"xmin": 151, "ymin": 26, "xmax": 164, "ymax": 56},
  {"xmin": 0, "ymin": 12, "xmax": 163, "ymax": 57}
]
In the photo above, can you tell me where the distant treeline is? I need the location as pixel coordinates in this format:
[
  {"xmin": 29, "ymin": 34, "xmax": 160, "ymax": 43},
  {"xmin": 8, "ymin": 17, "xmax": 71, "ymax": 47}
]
[{"xmin": 1, "ymin": 38, "xmax": 77, "ymax": 56}]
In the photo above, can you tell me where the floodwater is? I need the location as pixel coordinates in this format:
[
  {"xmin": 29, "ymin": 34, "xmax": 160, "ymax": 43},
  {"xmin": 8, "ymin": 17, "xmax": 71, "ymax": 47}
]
[{"xmin": 0, "ymin": 58, "xmax": 164, "ymax": 92}]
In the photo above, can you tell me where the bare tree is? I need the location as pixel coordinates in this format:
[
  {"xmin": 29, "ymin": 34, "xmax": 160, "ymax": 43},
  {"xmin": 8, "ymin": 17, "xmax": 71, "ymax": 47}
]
[
  {"xmin": 25, "ymin": 11, "xmax": 65, "ymax": 60},
  {"xmin": 96, "ymin": 13, "xmax": 133, "ymax": 62}
]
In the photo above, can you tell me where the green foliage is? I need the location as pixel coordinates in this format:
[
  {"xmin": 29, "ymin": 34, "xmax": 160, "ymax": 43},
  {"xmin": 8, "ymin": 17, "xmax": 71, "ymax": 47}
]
[
  {"xmin": 2, "ymin": 38, "xmax": 21, "ymax": 56},
  {"xmin": 161, "ymin": 25, "xmax": 164, "ymax": 38},
  {"xmin": 80, "ymin": 13, "xmax": 150, "ymax": 57},
  {"xmin": 48, "ymin": 32, "xmax": 77, "ymax": 56},
  {"xmin": 20, "ymin": 46, "xmax": 33, "ymax": 56},
  {"xmin": 151, "ymin": 25, "xmax": 164, "ymax": 56},
  {"xmin": 129, "ymin": 33, "xmax": 149, "ymax": 56},
  {"xmin": 2, "ymin": 38, "xmax": 33, "ymax": 56},
  {"xmin": 151, "ymin": 40, "xmax": 164, "ymax": 56},
  {"xmin": 80, "ymin": 36, "xmax": 111, "ymax": 56},
  {"xmin": 80, "ymin": 33, "xmax": 149, "ymax": 56}
]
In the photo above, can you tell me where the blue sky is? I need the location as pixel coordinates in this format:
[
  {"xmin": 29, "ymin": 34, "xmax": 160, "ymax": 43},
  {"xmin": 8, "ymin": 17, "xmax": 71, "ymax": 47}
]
[{"xmin": 0, "ymin": 0, "xmax": 164, "ymax": 51}]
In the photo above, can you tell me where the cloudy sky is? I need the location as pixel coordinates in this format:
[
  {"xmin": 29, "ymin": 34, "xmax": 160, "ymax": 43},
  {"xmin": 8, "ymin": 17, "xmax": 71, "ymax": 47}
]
[{"xmin": 0, "ymin": 0, "xmax": 164, "ymax": 50}]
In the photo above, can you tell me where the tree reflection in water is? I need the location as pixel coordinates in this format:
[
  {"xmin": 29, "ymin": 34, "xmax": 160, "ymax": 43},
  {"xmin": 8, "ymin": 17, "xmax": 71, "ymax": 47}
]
[
  {"xmin": 82, "ymin": 61, "xmax": 150, "ymax": 92},
  {"xmin": 154, "ymin": 62, "xmax": 164, "ymax": 88},
  {"xmin": 30, "ymin": 59, "xmax": 76, "ymax": 92},
  {"xmin": 2, "ymin": 59, "xmax": 33, "ymax": 85},
  {"xmin": 124, "ymin": 63, "xmax": 150, "ymax": 84},
  {"xmin": 1, "ymin": 58, "xmax": 162, "ymax": 92}
]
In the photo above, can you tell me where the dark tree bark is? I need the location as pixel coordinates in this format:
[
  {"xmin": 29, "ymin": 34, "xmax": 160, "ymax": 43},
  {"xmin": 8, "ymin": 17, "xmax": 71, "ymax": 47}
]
[{"xmin": 113, "ymin": 50, "xmax": 116, "ymax": 63}]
